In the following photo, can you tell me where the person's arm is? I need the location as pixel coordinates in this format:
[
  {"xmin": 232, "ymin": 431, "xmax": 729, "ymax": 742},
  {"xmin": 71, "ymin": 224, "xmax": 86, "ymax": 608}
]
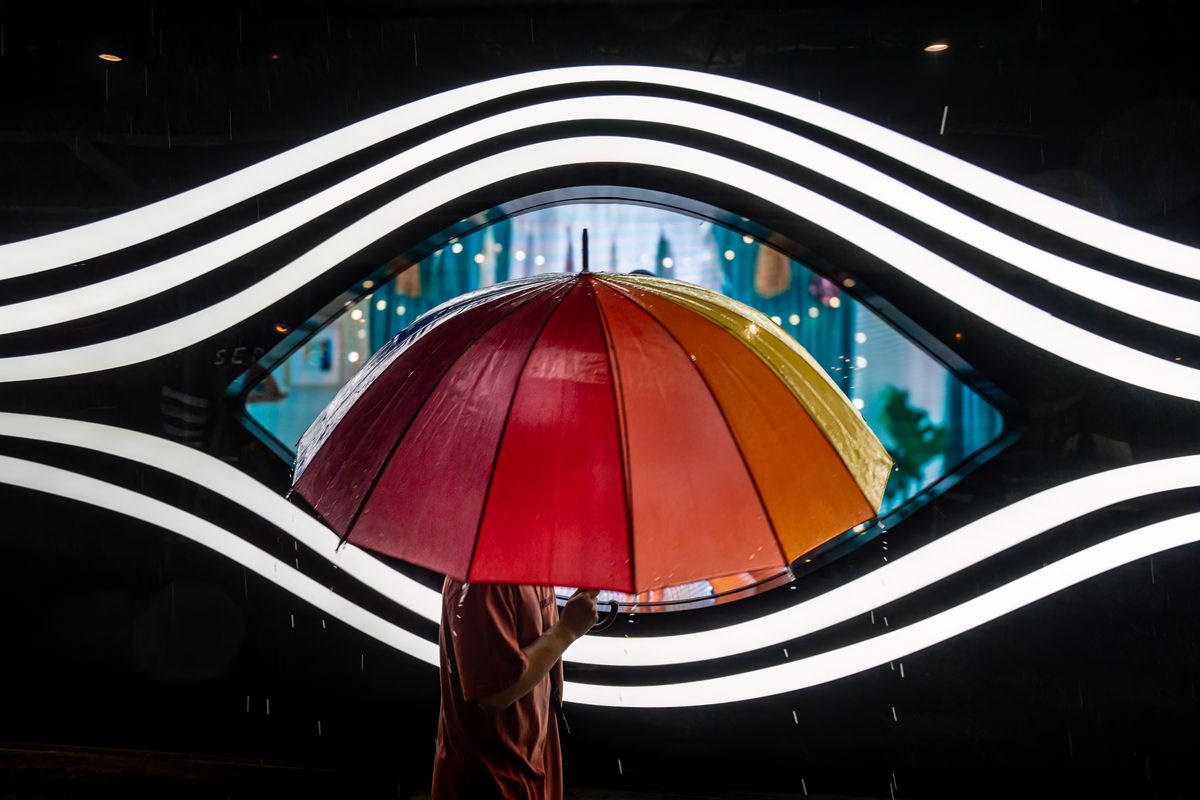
[{"xmin": 477, "ymin": 589, "xmax": 598, "ymax": 714}]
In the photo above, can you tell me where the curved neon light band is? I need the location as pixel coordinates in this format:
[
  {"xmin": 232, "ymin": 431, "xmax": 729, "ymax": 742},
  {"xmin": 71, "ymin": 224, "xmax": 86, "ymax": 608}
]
[
  {"xmin": 2, "ymin": 67, "xmax": 1194, "ymax": 280},
  {"xmin": 565, "ymin": 512, "xmax": 1200, "ymax": 707},
  {"xmin": 4, "ymin": 97, "xmax": 1195, "ymax": 337},
  {"xmin": 0, "ymin": 454, "xmax": 439, "ymax": 666},
  {"xmin": 1, "ymin": 448, "xmax": 1195, "ymax": 707},
  {"xmin": 570, "ymin": 453, "xmax": 1200, "ymax": 665},
  {"xmin": 0, "ymin": 412, "xmax": 441, "ymax": 624},
  {"xmin": 2, "ymin": 412, "xmax": 1197, "ymax": 670},
  {"xmin": 3, "ymin": 138, "xmax": 1198, "ymax": 401}
]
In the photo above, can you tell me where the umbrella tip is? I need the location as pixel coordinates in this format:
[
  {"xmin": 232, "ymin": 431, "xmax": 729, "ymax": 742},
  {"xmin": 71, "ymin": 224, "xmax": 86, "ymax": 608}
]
[{"xmin": 581, "ymin": 228, "xmax": 589, "ymax": 273}]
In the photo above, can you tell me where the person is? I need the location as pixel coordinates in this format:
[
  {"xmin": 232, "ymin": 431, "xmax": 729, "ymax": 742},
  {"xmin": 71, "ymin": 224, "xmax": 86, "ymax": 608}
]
[{"xmin": 431, "ymin": 578, "xmax": 599, "ymax": 799}]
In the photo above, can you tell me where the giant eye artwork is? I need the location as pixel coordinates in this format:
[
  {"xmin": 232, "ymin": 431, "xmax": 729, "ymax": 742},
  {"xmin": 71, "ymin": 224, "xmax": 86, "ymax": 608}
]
[{"xmin": 1, "ymin": 66, "xmax": 1198, "ymax": 712}]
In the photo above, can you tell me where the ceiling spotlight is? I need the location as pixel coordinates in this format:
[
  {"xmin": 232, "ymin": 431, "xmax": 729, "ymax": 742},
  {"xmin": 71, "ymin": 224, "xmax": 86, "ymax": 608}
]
[
  {"xmin": 924, "ymin": 43, "xmax": 950, "ymax": 53},
  {"xmin": 98, "ymin": 53, "xmax": 123, "ymax": 62}
]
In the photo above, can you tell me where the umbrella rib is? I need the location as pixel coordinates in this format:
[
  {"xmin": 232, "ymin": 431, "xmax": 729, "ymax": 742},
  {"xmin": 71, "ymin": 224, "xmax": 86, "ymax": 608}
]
[
  {"xmin": 597, "ymin": 280, "xmax": 790, "ymax": 570},
  {"xmin": 591, "ymin": 280, "xmax": 636, "ymax": 593},
  {"xmin": 297, "ymin": 274, "xmax": 565, "ymax": 482},
  {"xmin": 338, "ymin": 282, "xmax": 560, "ymax": 548},
  {"xmin": 463, "ymin": 281, "xmax": 577, "ymax": 583},
  {"xmin": 608, "ymin": 275, "xmax": 887, "ymax": 511}
]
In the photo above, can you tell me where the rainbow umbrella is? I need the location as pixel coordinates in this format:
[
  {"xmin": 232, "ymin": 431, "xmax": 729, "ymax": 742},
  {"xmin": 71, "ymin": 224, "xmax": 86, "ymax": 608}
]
[{"xmin": 292, "ymin": 270, "xmax": 891, "ymax": 593}]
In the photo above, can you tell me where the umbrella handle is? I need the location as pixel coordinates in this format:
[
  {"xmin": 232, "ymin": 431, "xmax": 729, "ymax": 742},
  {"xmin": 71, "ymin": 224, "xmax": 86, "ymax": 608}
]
[{"xmin": 591, "ymin": 597, "xmax": 621, "ymax": 633}]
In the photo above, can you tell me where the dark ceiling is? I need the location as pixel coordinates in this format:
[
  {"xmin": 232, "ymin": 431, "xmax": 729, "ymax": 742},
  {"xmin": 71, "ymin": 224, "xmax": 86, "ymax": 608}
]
[{"xmin": 2, "ymin": 0, "xmax": 1199, "ymax": 245}]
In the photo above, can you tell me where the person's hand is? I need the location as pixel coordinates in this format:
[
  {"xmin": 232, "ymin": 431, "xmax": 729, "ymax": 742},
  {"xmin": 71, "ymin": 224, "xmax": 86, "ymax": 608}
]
[{"xmin": 557, "ymin": 588, "xmax": 599, "ymax": 643}]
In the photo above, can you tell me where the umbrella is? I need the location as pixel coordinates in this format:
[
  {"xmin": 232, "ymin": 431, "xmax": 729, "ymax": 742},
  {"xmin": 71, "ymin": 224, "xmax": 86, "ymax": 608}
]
[{"xmin": 292, "ymin": 269, "xmax": 891, "ymax": 594}]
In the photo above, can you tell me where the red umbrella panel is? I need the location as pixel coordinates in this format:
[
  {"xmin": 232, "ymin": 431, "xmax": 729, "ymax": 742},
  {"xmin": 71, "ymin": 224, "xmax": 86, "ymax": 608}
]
[{"xmin": 292, "ymin": 271, "xmax": 891, "ymax": 594}]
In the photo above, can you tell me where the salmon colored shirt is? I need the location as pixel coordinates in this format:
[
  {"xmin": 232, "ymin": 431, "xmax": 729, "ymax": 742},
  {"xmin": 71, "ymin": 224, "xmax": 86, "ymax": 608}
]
[{"xmin": 432, "ymin": 578, "xmax": 563, "ymax": 800}]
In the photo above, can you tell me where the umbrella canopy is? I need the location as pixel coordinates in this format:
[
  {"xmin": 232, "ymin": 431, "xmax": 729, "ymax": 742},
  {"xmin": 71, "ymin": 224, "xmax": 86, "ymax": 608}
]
[{"xmin": 292, "ymin": 271, "xmax": 891, "ymax": 593}]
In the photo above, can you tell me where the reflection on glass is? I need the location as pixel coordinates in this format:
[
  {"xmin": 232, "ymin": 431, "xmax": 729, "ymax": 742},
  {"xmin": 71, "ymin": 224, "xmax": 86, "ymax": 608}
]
[{"xmin": 245, "ymin": 203, "xmax": 1004, "ymax": 607}]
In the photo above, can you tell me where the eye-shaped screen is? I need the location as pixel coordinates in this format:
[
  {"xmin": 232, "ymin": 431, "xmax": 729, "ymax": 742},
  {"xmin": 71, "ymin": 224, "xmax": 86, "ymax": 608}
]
[{"xmin": 241, "ymin": 201, "xmax": 1005, "ymax": 607}]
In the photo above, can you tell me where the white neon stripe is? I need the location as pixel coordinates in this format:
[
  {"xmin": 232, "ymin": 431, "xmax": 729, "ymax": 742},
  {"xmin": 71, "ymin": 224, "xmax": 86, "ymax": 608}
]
[
  {"xmin": 3, "ymin": 412, "xmax": 1197, "ymax": 672},
  {"xmin": 565, "ymin": 512, "xmax": 1200, "ymax": 707},
  {"xmin": 4, "ymin": 97, "xmax": 1194, "ymax": 337},
  {"xmin": 2, "ymin": 446, "xmax": 1195, "ymax": 707},
  {"xmin": 569, "ymin": 454, "xmax": 1200, "ymax": 665},
  {"xmin": 3, "ymin": 67, "xmax": 1194, "ymax": 280},
  {"xmin": 0, "ymin": 70, "xmax": 591, "ymax": 278},
  {"xmin": 3, "ymin": 138, "xmax": 1198, "ymax": 401},
  {"xmin": 0, "ymin": 412, "xmax": 441, "ymax": 624},
  {"xmin": 0, "ymin": 454, "xmax": 439, "ymax": 666}
]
